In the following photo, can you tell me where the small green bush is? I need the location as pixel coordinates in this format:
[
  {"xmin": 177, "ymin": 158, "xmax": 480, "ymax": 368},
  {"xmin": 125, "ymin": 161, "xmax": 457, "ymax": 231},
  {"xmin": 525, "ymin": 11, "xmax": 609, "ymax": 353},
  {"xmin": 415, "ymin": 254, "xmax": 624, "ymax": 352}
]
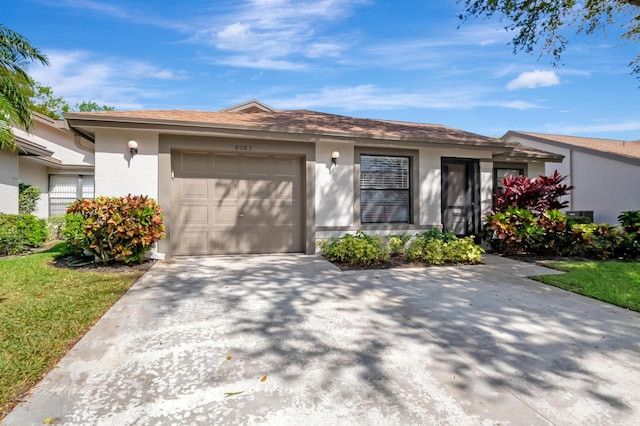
[
  {"xmin": 319, "ymin": 231, "xmax": 389, "ymax": 266},
  {"xmin": 62, "ymin": 213, "xmax": 89, "ymax": 256},
  {"xmin": 0, "ymin": 213, "xmax": 48, "ymax": 255},
  {"xmin": 18, "ymin": 183, "xmax": 42, "ymax": 215},
  {"xmin": 419, "ymin": 228, "xmax": 457, "ymax": 243},
  {"xmin": 443, "ymin": 237, "xmax": 485, "ymax": 264},
  {"xmin": 386, "ymin": 234, "xmax": 411, "ymax": 256},
  {"xmin": 407, "ymin": 234, "xmax": 484, "ymax": 264},
  {"xmin": 47, "ymin": 215, "xmax": 66, "ymax": 241},
  {"xmin": 65, "ymin": 195, "xmax": 165, "ymax": 264},
  {"xmin": 567, "ymin": 215, "xmax": 593, "ymax": 226}
]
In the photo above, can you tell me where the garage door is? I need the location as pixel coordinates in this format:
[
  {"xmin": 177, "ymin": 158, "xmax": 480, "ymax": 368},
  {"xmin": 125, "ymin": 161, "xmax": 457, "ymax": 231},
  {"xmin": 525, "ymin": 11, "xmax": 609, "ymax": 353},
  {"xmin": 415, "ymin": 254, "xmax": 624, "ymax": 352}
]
[{"xmin": 171, "ymin": 151, "xmax": 304, "ymax": 255}]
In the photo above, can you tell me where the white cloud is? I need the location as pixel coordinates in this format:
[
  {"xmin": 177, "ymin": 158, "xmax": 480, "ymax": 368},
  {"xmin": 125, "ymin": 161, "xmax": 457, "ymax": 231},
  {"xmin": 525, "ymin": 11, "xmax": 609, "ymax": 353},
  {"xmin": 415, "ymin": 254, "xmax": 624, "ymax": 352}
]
[
  {"xmin": 267, "ymin": 84, "xmax": 543, "ymax": 111},
  {"xmin": 506, "ymin": 70, "xmax": 560, "ymax": 90},
  {"xmin": 192, "ymin": 0, "xmax": 361, "ymax": 69},
  {"xmin": 29, "ymin": 50, "xmax": 188, "ymax": 109},
  {"xmin": 549, "ymin": 121, "xmax": 640, "ymax": 134}
]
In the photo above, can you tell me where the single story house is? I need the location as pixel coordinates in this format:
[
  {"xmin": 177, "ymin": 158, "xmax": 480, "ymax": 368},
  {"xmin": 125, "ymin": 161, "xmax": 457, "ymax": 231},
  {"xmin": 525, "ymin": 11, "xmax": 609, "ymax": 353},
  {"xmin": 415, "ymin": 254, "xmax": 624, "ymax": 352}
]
[
  {"xmin": 62, "ymin": 100, "xmax": 562, "ymax": 258},
  {"xmin": 0, "ymin": 113, "xmax": 94, "ymax": 217},
  {"xmin": 502, "ymin": 131, "xmax": 640, "ymax": 224}
]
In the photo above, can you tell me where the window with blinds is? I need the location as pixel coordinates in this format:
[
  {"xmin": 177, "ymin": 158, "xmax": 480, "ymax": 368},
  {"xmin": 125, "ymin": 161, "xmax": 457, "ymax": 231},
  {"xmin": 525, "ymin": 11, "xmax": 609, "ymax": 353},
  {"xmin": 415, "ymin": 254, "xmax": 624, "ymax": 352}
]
[
  {"xmin": 49, "ymin": 175, "xmax": 95, "ymax": 216},
  {"xmin": 360, "ymin": 155, "xmax": 410, "ymax": 223}
]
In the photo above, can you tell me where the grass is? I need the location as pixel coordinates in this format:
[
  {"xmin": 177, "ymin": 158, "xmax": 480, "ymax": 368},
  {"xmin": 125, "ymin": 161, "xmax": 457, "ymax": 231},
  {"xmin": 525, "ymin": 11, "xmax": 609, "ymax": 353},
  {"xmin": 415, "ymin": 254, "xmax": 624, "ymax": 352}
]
[
  {"xmin": 532, "ymin": 261, "xmax": 640, "ymax": 312},
  {"xmin": 0, "ymin": 243, "xmax": 146, "ymax": 419}
]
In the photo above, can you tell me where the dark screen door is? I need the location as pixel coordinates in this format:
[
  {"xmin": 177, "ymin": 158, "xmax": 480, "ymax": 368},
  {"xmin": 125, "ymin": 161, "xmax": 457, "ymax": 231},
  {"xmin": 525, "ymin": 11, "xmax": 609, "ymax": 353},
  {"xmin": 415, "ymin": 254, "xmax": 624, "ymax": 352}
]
[{"xmin": 442, "ymin": 159, "xmax": 480, "ymax": 236}]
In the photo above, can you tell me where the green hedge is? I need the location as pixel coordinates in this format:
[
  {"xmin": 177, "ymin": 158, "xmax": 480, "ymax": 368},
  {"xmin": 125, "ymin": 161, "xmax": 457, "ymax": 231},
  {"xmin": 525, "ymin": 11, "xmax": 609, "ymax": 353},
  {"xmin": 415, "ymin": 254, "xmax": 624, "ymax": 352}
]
[
  {"xmin": 0, "ymin": 214, "xmax": 48, "ymax": 255},
  {"xmin": 319, "ymin": 230, "xmax": 484, "ymax": 267}
]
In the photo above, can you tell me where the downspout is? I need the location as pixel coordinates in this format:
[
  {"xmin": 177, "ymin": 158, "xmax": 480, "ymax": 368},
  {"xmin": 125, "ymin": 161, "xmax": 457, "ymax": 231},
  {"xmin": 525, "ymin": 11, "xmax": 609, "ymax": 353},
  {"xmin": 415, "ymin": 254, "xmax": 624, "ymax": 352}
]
[{"xmin": 569, "ymin": 149, "xmax": 574, "ymax": 209}]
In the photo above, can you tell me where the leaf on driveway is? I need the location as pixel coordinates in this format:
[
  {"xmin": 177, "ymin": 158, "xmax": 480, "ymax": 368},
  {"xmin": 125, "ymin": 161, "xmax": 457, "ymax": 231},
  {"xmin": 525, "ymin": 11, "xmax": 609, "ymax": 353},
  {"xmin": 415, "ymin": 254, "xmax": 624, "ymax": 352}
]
[
  {"xmin": 43, "ymin": 418, "xmax": 56, "ymax": 424},
  {"xmin": 260, "ymin": 376, "xmax": 267, "ymax": 382},
  {"xmin": 224, "ymin": 391, "xmax": 244, "ymax": 398},
  {"xmin": 226, "ymin": 355, "xmax": 232, "ymax": 360}
]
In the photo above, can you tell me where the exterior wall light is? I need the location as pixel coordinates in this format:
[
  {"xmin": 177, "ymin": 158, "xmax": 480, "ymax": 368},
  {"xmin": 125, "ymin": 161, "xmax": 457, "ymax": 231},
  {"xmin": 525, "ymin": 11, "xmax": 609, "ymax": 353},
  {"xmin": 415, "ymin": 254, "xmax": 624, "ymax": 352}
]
[
  {"xmin": 128, "ymin": 140, "xmax": 138, "ymax": 157},
  {"xmin": 331, "ymin": 151, "xmax": 340, "ymax": 165}
]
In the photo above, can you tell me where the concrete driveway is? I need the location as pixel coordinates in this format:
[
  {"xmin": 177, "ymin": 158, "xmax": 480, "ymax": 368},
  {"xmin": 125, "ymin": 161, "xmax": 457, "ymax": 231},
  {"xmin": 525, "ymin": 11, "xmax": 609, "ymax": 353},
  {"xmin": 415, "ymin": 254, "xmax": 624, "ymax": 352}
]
[{"xmin": 4, "ymin": 254, "xmax": 640, "ymax": 425}]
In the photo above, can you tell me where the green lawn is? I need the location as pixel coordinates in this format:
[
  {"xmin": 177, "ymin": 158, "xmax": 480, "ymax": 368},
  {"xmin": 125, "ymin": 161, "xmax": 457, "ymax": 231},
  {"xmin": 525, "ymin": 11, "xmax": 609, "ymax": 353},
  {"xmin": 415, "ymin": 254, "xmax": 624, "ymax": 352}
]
[
  {"xmin": 0, "ymin": 244, "xmax": 145, "ymax": 419},
  {"xmin": 532, "ymin": 261, "xmax": 640, "ymax": 311}
]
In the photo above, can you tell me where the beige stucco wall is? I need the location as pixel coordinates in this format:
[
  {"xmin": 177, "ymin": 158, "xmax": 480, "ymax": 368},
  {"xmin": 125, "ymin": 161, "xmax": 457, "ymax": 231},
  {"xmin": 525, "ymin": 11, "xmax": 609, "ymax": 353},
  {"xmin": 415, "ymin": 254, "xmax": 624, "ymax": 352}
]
[
  {"xmin": 315, "ymin": 143, "xmax": 354, "ymax": 227},
  {"xmin": 526, "ymin": 162, "xmax": 546, "ymax": 178},
  {"xmin": 94, "ymin": 129, "xmax": 159, "ymax": 199},
  {"xmin": 18, "ymin": 159, "xmax": 49, "ymax": 218},
  {"xmin": 571, "ymin": 151, "xmax": 640, "ymax": 224},
  {"xmin": 505, "ymin": 134, "xmax": 640, "ymax": 224},
  {"xmin": 0, "ymin": 150, "xmax": 19, "ymax": 214}
]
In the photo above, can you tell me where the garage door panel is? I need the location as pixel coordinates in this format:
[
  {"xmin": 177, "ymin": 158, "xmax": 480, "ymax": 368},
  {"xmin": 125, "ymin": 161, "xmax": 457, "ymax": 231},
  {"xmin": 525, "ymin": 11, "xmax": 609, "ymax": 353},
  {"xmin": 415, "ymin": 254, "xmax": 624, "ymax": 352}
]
[
  {"xmin": 245, "ymin": 179, "xmax": 271, "ymax": 199},
  {"xmin": 272, "ymin": 180, "xmax": 294, "ymax": 199},
  {"xmin": 180, "ymin": 231, "xmax": 209, "ymax": 254},
  {"xmin": 208, "ymin": 231, "xmax": 238, "ymax": 254},
  {"xmin": 244, "ymin": 156, "xmax": 269, "ymax": 175},
  {"xmin": 212, "ymin": 179, "xmax": 240, "ymax": 200},
  {"xmin": 172, "ymin": 151, "xmax": 303, "ymax": 255},
  {"xmin": 272, "ymin": 157, "xmax": 297, "ymax": 176},
  {"xmin": 213, "ymin": 154, "xmax": 241, "ymax": 175},
  {"xmin": 215, "ymin": 206, "xmax": 238, "ymax": 224},
  {"xmin": 182, "ymin": 205, "xmax": 209, "ymax": 225},
  {"xmin": 182, "ymin": 180, "xmax": 208, "ymax": 199},
  {"xmin": 181, "ymin": 153, "xmax": 210, "ymax": 176}
]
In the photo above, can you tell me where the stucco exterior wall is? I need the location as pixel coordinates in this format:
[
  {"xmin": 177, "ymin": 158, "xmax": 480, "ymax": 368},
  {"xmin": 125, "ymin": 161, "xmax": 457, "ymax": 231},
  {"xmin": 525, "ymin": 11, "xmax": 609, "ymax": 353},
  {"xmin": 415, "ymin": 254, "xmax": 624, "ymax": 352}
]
[
  {"xmin": 571, "ymin": 151, "xmax": 640, "ymax": 224},
  {"xmin": 526, "ymin": 162, "xmax": 545, "ymax": 178},
  {"xmin": 18, "ymin": 159, "xmax": 49, "ymax": 218},
  {"xmin": 94, "ymin": 129, "xmax": 159, "ymax": 199},
  {"xmin": 0, "ymin": 150, "xmax": 19, "ymax": 214},
  {"xmin": 315, "ymin": 143, "xmax": 354, "ymax": 227}
]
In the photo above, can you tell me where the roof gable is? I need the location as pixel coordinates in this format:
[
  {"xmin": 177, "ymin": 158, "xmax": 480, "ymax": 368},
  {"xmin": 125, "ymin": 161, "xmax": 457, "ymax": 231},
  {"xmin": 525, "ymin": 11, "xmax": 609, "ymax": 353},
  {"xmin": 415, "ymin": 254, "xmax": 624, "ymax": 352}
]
[
  {"xmin": 221, "ymin": 99, "xmax": 276, "ymax": 113},
  {"xmin": 504, "ymin": 131, "xmax": 640, "ymax": 165}
]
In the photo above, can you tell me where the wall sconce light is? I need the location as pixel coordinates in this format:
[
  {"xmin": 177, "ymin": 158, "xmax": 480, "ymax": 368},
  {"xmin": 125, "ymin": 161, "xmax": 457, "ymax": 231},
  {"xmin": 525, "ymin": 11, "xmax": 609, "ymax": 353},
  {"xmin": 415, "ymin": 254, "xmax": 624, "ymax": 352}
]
[
  {"xmin": 128, "ymin": 140, "xmax": 138, "ymax": 157},
  {"xmin": 331, "ymin": 151, "xmax": 340, "ymax": 165}
]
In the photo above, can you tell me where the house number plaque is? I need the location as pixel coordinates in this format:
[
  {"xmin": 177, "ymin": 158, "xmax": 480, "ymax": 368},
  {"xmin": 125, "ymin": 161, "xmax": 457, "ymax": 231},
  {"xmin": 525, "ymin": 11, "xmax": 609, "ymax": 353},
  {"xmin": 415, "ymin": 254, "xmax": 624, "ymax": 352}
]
[{"xmin": 235, "ymin": 144, "xmax": 252, "ymax": 151}]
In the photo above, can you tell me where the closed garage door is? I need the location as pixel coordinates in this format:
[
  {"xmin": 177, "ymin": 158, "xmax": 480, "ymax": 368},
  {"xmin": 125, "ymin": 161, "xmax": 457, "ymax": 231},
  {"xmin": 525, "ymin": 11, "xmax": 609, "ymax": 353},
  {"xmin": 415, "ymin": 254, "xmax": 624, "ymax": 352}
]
[{"xmin": 171, "ymin": 151, "xmax": 304, "ymax": 255}]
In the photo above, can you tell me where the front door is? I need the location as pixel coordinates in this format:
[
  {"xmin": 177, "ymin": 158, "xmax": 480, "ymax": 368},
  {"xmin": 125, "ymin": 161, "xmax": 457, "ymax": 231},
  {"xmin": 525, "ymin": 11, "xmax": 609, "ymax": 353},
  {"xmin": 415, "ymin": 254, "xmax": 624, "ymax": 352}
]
[{"xmin": 441, "ymin": 158, "xmax": 480, "ymax": 236}]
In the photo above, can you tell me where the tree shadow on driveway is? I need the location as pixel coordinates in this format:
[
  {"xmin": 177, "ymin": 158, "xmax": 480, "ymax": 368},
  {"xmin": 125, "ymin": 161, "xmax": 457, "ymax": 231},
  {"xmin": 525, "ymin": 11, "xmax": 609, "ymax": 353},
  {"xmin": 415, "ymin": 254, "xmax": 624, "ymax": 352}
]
[{"xmin": 5, "ymin": 254, "xmax": 640, "ymax": 425}]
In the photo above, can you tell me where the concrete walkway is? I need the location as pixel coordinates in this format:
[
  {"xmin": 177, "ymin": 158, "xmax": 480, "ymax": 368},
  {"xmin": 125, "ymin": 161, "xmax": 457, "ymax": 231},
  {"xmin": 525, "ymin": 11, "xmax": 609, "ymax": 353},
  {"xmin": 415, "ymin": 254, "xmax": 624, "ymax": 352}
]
[{"xmin": 3, "ymin": 254, "xmax": 640, "ymax": 425}]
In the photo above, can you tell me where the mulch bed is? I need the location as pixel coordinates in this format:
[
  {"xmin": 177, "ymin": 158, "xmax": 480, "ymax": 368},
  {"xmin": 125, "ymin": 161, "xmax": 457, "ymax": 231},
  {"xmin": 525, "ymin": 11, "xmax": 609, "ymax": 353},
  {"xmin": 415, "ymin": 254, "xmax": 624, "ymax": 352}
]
[{"xmin": 50, "ymin": 254, "xmax": 156, "ymax": 273}]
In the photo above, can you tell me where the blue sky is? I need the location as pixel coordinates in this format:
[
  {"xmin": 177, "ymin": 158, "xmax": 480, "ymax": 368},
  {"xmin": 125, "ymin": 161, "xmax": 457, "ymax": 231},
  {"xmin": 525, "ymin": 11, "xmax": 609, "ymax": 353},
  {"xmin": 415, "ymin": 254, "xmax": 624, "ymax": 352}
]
[{"xmin": 5, "ymin": 0, "xmax": 640, "ymax": 140}]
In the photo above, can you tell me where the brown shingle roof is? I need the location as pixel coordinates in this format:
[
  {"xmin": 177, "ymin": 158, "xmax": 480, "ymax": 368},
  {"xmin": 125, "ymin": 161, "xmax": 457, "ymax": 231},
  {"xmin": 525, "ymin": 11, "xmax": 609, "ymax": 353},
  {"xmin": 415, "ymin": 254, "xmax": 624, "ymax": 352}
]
[
  {"xmin": 506, "ymin": 131, "xmax": 640, "ymax": 161},
  {"xmin": 65, "ymin": 108, "xmax": 506, "ymax": 147}
]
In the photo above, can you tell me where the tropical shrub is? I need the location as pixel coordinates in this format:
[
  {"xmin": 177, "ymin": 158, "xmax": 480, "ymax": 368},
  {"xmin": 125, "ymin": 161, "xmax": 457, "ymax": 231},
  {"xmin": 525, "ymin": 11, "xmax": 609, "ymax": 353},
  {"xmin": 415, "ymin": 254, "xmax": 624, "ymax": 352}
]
[
  {"xmin": 65, "ymin": 195, "xmax": 165, "ymax": 264},
  {"xmin": 0, "ymin": 213, "xmax": 48, "ymax": 255},
  {"xmin": 18, "ymin": 183, "xmax": 42, "ymax": 214},
  {"xmin": 319, "ymin": 231, "xmax": 389, "ymax": 266},
  {"xmin": 495, "ymin": 170, "xmax": 573, "ymax": 215},
  {"xmin": 484, "ymin": 207, "xmax": 543, "ymax": 253}
]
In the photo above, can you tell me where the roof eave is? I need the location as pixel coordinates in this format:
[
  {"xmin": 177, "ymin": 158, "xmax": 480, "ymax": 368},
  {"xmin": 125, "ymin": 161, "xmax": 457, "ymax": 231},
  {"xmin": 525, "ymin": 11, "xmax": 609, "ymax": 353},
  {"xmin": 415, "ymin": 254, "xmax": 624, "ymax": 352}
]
[{"xmin": 65, "ymin": 114, "xmax": 510, "ymax": 150}]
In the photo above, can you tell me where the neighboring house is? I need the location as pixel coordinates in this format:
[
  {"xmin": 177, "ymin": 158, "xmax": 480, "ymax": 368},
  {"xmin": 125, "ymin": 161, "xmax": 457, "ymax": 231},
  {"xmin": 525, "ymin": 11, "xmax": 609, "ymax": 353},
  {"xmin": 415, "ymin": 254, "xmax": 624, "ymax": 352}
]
[
  {"xmin": 0, "ymin": 113, "xmax": 95, "ymax": 218},
  {"xmin": 503, "ymin": 131, "xmax": 640, "ymax": 224},
  {"xmin": 64, "ymin": 100, "xmax": 562, "ymax": 257}
]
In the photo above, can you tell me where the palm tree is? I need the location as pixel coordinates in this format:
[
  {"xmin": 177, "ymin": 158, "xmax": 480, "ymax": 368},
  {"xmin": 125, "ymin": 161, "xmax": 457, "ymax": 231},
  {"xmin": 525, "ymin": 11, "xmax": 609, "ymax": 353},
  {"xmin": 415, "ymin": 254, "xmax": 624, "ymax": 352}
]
[{"xmin": 0, "ymin": 25, "xmax": 48, "ymax": 150}]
